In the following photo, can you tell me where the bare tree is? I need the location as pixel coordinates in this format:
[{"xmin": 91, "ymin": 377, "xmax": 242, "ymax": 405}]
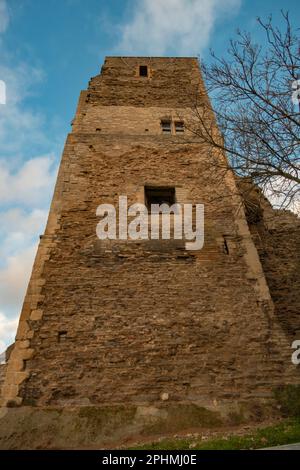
[{"xmin": 190, "ymin": 11, "xmax": 300, "ymax": 211}]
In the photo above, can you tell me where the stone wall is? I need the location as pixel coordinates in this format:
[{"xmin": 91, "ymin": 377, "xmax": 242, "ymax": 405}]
[
  {"xmin": 240, "ymin": 180, "xmax": 300, "ymax": 341},
  {"xmin": 1, "ymin": 58, "xmax": 298, "ymax": 416},
  {"xmin": 86, "ymin": 56, "xmax": 207, "ymax": 108},
  {"xmin": 0, "ymin": 365, "xmax": 6, "ymax": 397},
  {"xmin": 73, "ymin": 105, "xmax": 198, "ymax": 136},
  {"xmin": 0, "ymin": 347, "xmax": 11, "ymax": 397}
]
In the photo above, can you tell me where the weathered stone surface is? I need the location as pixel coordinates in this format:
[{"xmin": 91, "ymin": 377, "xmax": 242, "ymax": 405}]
[
  {"xmin": 0, "ymin": 57, "xmax": 298, "ymax": 448},
  {"xmin": 0, "ymin": 365, "xmax": 6, "ymax": 398},
  {"xmin": 240, "ymin": 179, "xmax": 300, "ymax": 340},
  {"xmin": 30, "ymin": 310, "xmax": 43, "ymax": 322},
  {"xmin": 0, "ymin": 402, "xmax": 279, "ymax": 450}
]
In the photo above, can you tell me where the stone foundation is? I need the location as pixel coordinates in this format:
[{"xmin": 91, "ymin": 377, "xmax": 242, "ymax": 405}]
[{"xmin": 0, "ymin": 400, "xmax": 280, "ymax": 450}]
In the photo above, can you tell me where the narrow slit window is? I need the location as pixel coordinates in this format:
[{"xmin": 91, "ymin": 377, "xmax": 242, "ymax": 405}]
[
  {"xmin": 145, "ymin": 186, "xmax": 176, "ymax": 210},
  {"xmin": 175, "ymin": 121, "xmax": 184, "ymax": 133},
  {"xmin": 223, "ymin": 236, "xmax": 230, "ymax": 255},
  {"xmin": 161, "ymin": 120, "xmax": 172, "ymax": 133},
  {"xmin": 139, "ymin": 65, "xmax": 148, "ymax": 77}
]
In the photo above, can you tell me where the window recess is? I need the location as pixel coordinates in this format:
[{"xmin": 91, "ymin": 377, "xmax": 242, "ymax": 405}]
[{"xmin": 161, "ymin": 120, "xmax": 172, "ymax": 133}]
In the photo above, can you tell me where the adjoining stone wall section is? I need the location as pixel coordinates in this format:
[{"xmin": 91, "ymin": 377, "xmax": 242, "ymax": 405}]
[{"xmin": 239, "ymin": 179, "xmax": 300, "ymax": 340}]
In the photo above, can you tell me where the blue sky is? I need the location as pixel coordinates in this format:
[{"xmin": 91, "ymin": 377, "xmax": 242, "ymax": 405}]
[{"xmin": 0, "ymin": 0, "xmax": 299, "ymax": 351}]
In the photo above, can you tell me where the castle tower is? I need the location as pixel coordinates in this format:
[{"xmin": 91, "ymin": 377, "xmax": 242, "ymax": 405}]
[{"xmin": 0, "ymin": 57, "xmax": 298, "ymax": 448}]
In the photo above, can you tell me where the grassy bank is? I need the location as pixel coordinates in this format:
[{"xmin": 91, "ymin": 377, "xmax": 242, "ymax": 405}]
[{"xmin": 131, "ymin": 418, "xmax": 300, "ymax": 450}]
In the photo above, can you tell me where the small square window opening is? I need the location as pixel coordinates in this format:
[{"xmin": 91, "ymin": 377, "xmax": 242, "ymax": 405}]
[
  {"xmin": 139, "ymin": 65, "xmax": 148, "ymax": 77},
  {"xmin": 145, "ymin": 186, "xmax": 176, "ymax": 210},
  {"xmin": 175, "ymin": 121, "xmax": 184, "ymax": 133},
  {"xmin": 161, "ymin": 120, "xmax": 172, "ymax": 133}
]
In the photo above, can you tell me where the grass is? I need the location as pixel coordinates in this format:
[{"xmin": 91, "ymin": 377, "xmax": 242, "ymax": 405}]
[
  {"xmin": 274, "ymin": 385, "xmax": 300, "ymax": 417},
  {"xmin": 132, "ymin": 385, "xmax": 300, "ymax": 449},
  {"xmin": 130, "ymin": 418, "xmax": 300, "ymax": 450}
]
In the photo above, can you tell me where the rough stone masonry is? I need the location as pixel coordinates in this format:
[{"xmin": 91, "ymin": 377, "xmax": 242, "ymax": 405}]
[{"xmin": 0, "ymin": 57, "xmax": 299, "ymax": 449}]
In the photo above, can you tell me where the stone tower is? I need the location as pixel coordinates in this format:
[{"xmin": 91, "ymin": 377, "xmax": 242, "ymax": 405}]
[{"xmin": 0, "ymin": 57, "xmax": 298, "ymax": 448}]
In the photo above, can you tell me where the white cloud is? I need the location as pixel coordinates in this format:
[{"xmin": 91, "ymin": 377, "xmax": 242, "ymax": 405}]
[
  {"xmin": 264, "ymin": 177, "xmax": 300, "ymax": 215},
  {"xmin": 0, "ymin": 154, "xmax": 57, "ymax": 206},
  {"xmin": 0, "ymin": 244, "xmax": 38, "ymax": 315},
  {"xmin": 0, "ymin": 4, "xmax": 58, "ymax": 350},
  {"xmin": 0, "ymin": 0, "xmax": 9, "ymax": 34},
  {"xmin": 0, "ymin": 205, "xmax": 48, "ymax": 350},
  {"xmin": 0, "ymin": 207, "xmax": 48, "ymax": 261},
  {"xmin": 118, "ymin": 0, "xmax": 241, "ymax": 55},
  {"xmin": 0, "ymin": 312, "xmax": 18, "ymax": 354},
  {"xmin": 0, "ymin": 157, "xmax": 55, "ymax": 349},
  {"xmin": 0, "ymin": 207, "xmax": 47, "ymax": 236},
  {"xmin": 0, "ymin": 63, "xmax": 47, "ymax": 155}
]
